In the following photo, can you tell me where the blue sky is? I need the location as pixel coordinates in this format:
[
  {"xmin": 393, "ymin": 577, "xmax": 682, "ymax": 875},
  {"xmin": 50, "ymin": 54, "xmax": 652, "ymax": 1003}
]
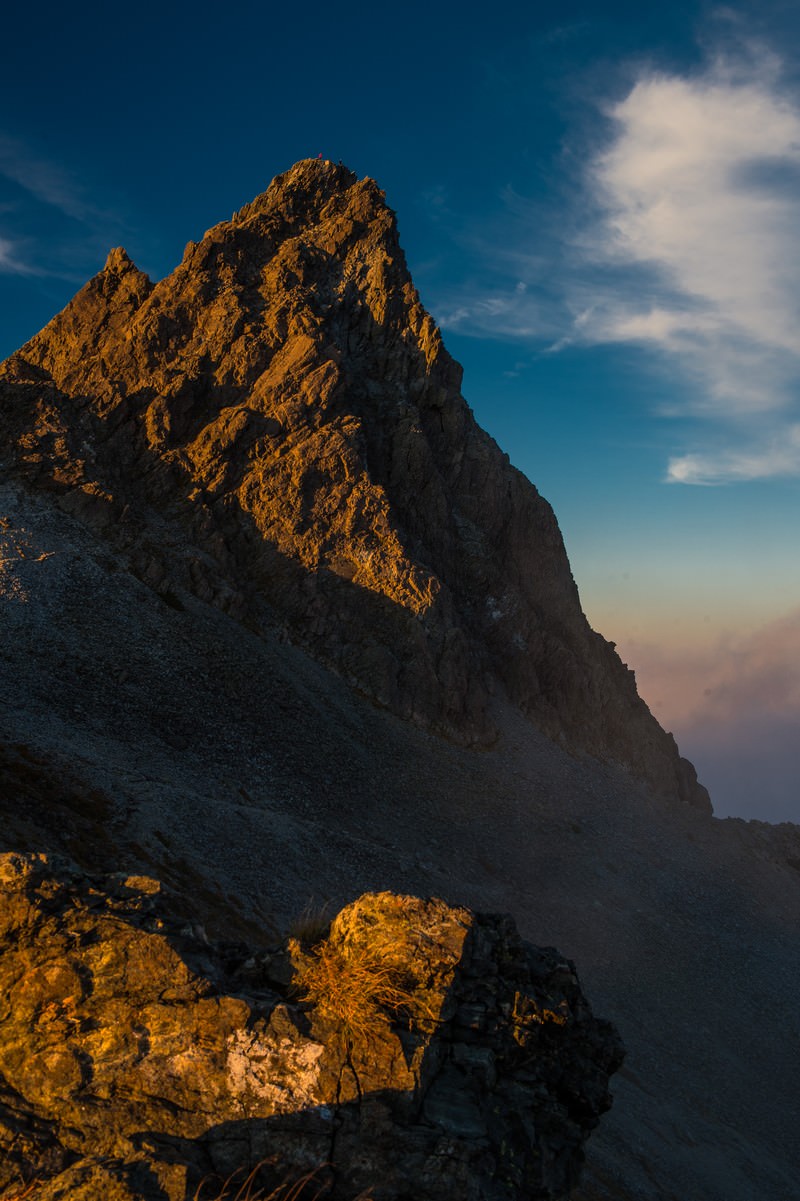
[{"xmin": 2, "ymin": 0, "xmax": 800, "ymax": 819}]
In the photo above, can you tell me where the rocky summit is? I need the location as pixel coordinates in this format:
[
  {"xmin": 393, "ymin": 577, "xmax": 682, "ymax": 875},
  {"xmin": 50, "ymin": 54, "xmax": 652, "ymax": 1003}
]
[
  {"xmin": 0, "ymin": 157, "xmax": 706, "ymax": 810},
  {"xmin": 0, "ymin": 160, "xmax": 799, "ymax": 1201}
]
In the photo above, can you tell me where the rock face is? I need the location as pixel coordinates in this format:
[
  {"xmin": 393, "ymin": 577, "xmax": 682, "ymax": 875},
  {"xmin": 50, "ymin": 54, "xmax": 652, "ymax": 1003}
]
[
  {"xmin": 0, "ymin": 158, "xmax": 707, "ymax": 811},
  {"xmin": 0, "ymin": 853, "xmax": 623, "ymax": 1201}
]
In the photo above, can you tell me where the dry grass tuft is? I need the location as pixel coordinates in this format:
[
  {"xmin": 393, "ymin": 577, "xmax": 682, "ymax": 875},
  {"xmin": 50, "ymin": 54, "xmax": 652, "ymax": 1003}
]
[
  {"xmin": 289, "ymin": 899, "xmax": 444, "ymax": 1047},
  {"xmin": 0, "ymin": 1181, "xmax": 39, "ymax": 1201},
  {"xmin": 290, "ymin": 935, "xmax": 420, "ymax": 1045},
  {"xmin": 288, "ymin": 899, "xmax": 333, "ymax": 948},
  {"xmin": 193, "ymin": 1163, "xmax": 337, "ymax": 1201}
]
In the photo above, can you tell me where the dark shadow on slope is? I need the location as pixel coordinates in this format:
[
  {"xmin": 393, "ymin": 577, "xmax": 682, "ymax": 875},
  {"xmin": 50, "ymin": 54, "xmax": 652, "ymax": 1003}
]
[{"xmin": 0, "ymin": 739, "xmax": 277, "ymax": 945}]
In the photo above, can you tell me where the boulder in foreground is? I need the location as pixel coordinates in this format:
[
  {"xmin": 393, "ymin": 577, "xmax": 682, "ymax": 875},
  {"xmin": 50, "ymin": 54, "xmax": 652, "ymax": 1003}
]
[{"xmin": 0, "ymin": 853, "xmax": 623, "ymax": 1200}]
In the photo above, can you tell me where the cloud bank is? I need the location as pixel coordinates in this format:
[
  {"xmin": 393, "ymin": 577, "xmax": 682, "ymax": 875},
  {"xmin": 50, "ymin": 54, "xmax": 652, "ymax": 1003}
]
[{"xmin": 623, "ymin": 610, "xmax": 800, "ymax": 822}]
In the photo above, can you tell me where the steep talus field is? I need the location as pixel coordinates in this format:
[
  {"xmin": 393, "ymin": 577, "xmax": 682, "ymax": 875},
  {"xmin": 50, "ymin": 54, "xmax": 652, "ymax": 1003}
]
[{"xmin": 1, "ymin": 160, "xmax": 799, "ymax": 1200}]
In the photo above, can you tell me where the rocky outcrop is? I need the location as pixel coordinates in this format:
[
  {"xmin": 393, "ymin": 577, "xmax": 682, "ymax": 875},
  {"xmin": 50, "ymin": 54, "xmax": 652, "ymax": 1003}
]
[
  {"xmin": 0, "ymin": 158, "xmax": 708, "ymax": 810},
  {"xmin": 0, "ymin": 853, "xmax": 623, "ymax": 1201}
]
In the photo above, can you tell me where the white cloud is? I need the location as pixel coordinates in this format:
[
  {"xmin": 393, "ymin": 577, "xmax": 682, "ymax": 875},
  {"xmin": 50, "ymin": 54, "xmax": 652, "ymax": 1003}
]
[
  {"xmin": 667, "ymin": 425, "xmax": 800, "ymax": 484},
  {"xmin": 430, "ymin": 43, "xmax": 800, "ymax": 485},
  {"xmin": 576, "ymin": 49, "xmax": 800, "ymax": 482}
]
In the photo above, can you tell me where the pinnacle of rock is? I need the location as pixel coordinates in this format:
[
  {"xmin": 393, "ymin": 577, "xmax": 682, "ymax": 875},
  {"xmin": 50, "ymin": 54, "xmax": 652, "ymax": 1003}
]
[{"xmin": 103, "ymin": 245, "xmax": 137, "ymax": 274}]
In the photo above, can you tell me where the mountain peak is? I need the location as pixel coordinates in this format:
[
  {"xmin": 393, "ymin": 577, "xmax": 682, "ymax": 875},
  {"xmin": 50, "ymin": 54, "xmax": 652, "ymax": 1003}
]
[
  {"xmin": 225, "ymin": 157, "xmax": 382, "ymax": 236},
  {"xmin": 0, "ymin": 163, "xmax": 709, "ymax": 811},
  {"xmin": 264, "ymin": 157, "xmax": 368, "ymax": 208},
  {"xmin": 278, "ymin": 155, "xmax": 360, "ymax": 190}
]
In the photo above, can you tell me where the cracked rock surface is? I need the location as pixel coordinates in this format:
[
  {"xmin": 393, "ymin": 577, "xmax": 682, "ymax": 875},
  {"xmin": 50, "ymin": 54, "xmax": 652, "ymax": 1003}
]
[{"xmin": 0, "ymin": 855, "xmax": 622, "ymax": 1201}]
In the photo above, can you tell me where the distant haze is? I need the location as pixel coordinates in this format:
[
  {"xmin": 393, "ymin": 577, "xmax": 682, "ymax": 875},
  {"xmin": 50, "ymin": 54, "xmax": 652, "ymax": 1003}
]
[{"xmin": 610, "ymin": 610, "xmax": 800, "ymax": 823}]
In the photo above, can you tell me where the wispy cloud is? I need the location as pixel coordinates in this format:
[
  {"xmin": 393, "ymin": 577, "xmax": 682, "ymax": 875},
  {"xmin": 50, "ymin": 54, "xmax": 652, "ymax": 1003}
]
[
  {"xmin": 0, "ymin": 134, "xmax": 130, "ymax": 281},
  {"xmin": 0, "ymin": 134, "xmax": 94, "ymax": 222},
  {"xmin": 436, "ymin": 279, "xmax": 557, "ymax": 341},
  {"xmin": 573, "ymin": 46, "xmax": 800, "ymax": 483},
  {"xmin": 0, "ymin": 235, "xmax": 38, "ymax": 275},
  {"xmin": 666, "ymin": 426, "xmax": 800, "ymax": 484}
]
